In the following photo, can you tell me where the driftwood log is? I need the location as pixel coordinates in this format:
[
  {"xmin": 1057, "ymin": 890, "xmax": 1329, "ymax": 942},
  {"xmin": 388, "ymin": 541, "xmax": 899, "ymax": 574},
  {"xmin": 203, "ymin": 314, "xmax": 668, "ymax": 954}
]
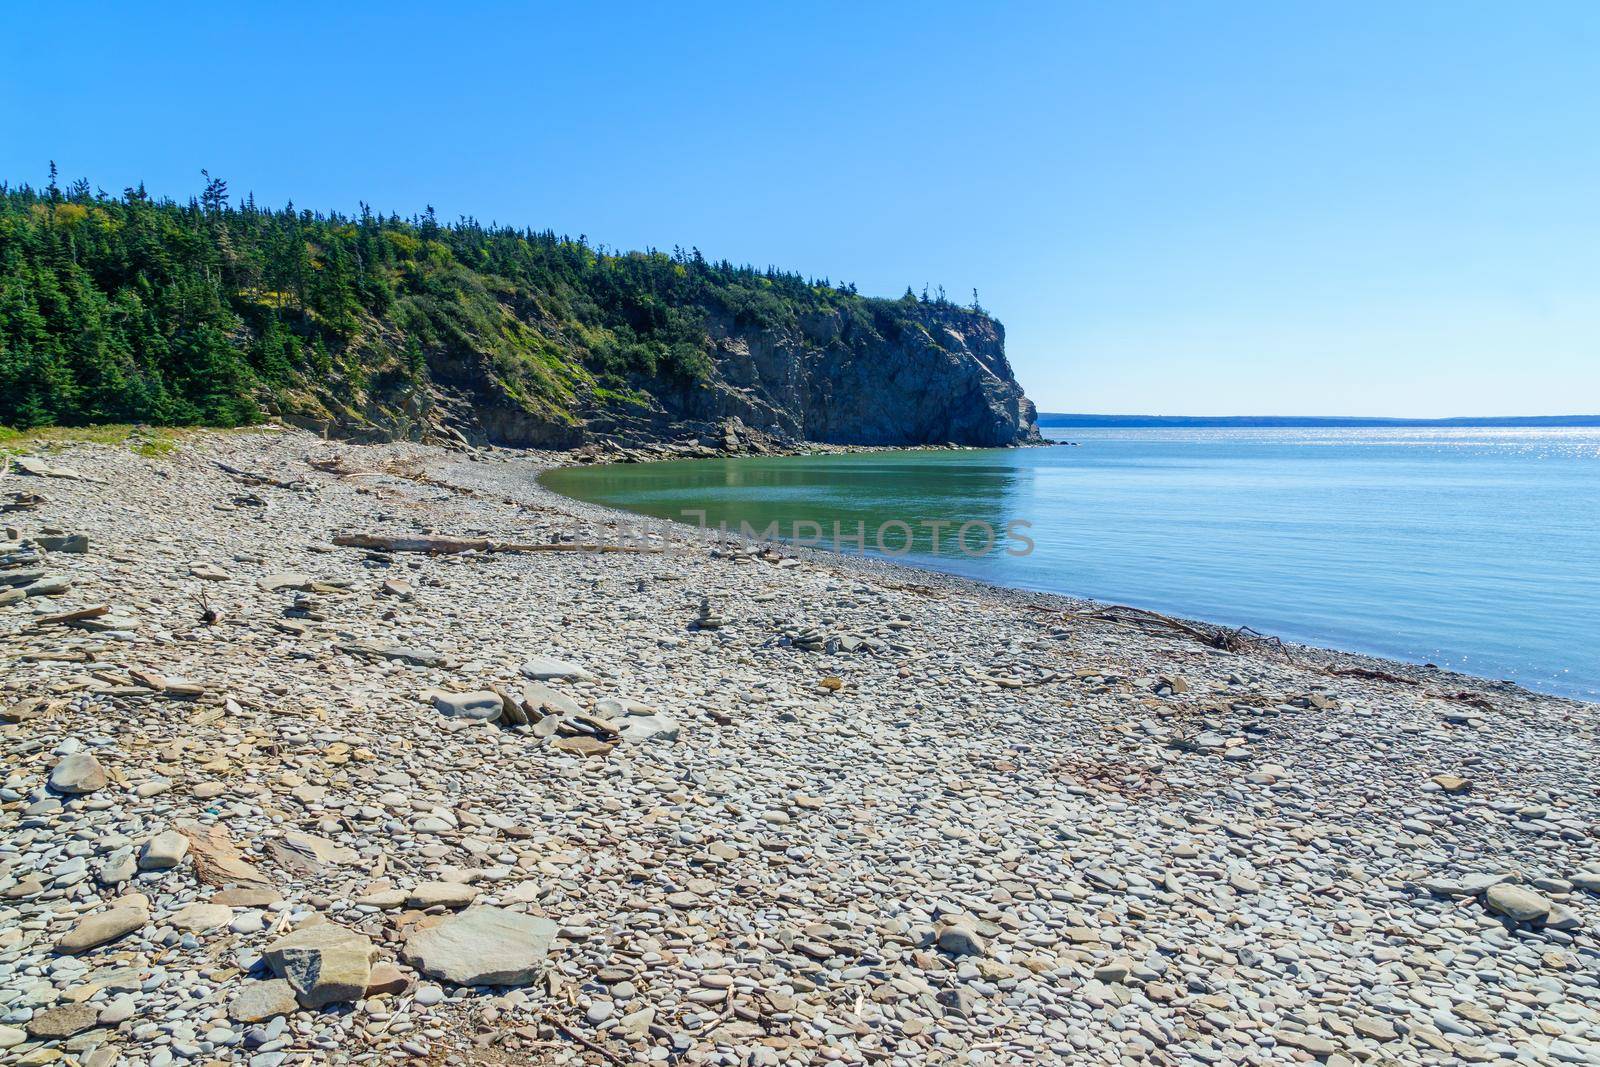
[
  {"xmin": 333, "ymin": 533, "xmax": 661, "ymax": 555},
  {"xmin": 1076, "ymin": 604, "xmax": 1281, "ymax": 653},
  {"xmin": 213, "ymin": 460, "xmax": 312, "ymax": 492}
]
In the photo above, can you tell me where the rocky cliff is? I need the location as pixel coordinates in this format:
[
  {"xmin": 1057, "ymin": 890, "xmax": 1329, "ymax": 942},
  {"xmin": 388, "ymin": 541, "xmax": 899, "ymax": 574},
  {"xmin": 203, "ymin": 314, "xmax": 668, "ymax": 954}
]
[{"xmin": 577, "ymin": 304, "xmax": 1041, "ymax": 450}]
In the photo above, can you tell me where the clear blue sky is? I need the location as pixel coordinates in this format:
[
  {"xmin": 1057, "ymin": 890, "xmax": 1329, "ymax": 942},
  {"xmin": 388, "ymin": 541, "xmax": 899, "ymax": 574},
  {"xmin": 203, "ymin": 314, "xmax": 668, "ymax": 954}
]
[{"xmin": 3, "ymin": 1, "xmax": 1596, "ymax": 416}]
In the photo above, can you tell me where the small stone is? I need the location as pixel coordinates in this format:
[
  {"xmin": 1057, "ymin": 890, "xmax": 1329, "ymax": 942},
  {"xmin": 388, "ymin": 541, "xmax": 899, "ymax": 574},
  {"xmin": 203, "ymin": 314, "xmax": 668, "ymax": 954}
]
[
  {"xmin": 3, "ymin": 876, "xmax": 43, "ymax": 899},
  {"xmin": 365, "ymin": 962, "xmax": 411, "ymax": 997},
  {"xmin": 520, "ymin": 655, "xmax": 593, "ymax": 681},
  {"xmin": 1275, "ymin": 1030, "xmax": 1338, "ymax": 1057},
  {"xmin": 1422, "ymin": 872, "xmax": 1507, "ymax": 898},
  {"xmin": 356, "ymin": 889, "xmax": 409, "ymax": 909},
  {"xmin": 57, "ymin": 904, "xmax": 149, "ymax": 953},
  {"xmin": 97, "ymin": 995, "xmax": 137, "ymax": 1026},
  {"xmin": 407, "ymin": 882, "xmax": 478, "ymax": 909},
  {"xmin": 935, "ymin": 923, "xmax": 988, "ymax": 957},
  {"xmin": 427, "ymin": 690, "xmax": 503, "ymax": 721},
  {"xmin": 138, "ymin": 830, "xmax": 190, "ymax": 870},
  {"xmin": 1484, "ymin": 883, "xmax": 1553, "ymax": 924},
  {"xmin": 550, "ymin": 735, "xmax": 615, "ymax": 757},
  {"xmin": 617, "ymin": 713, "xmax": 680, "ymax": 742},
  {"xmin": 97, "ymin": 851, "xmax": 137, "ymax": 885},
  {"xmin": 1094, "ymin": 957, "xmax": 1133, "ymax": 983},
  {"xmin": 228, "ymin": 979, "xmax": 300, "ymax": 1023},
  {"xmin": 48, "ymin": 752, "xmax": 108, "ymax": 794},
  {"xmin": 171, "ymin": 902, "xmax": 233, "ymax": 933}
]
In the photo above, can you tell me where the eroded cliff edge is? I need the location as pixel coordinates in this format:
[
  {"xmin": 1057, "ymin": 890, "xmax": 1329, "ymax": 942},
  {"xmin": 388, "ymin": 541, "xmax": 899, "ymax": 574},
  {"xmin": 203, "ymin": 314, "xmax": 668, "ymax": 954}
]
[{"xmin": 549, "ymin": 304, "xmax": 1039, "ymax": 451}]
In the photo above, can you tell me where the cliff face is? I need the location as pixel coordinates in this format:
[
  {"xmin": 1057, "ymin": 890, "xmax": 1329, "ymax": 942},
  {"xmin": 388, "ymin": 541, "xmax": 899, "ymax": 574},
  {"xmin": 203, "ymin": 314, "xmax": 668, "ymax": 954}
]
[
  {"xmin": 694, "ymin": 305, "xmax": 1039, "ymax": 447},
  {"xmin": 386, "ymin": 303, "xmax": 1041, "ymax": 451}
]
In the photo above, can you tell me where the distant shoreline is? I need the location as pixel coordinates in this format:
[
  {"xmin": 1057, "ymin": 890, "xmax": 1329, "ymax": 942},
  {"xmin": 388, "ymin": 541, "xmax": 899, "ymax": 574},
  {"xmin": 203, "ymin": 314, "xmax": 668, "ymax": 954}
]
[{"xmin": 1038, "ymin": 413, "xmax": 1600, "ymax": 428}]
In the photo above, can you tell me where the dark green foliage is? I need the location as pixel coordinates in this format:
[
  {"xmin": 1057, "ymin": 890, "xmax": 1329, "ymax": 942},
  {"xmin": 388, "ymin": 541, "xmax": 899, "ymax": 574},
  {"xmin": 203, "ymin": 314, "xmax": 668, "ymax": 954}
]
[{"xmin": 0, "ymin": 172, "xmax": 980, "ymax": 430}]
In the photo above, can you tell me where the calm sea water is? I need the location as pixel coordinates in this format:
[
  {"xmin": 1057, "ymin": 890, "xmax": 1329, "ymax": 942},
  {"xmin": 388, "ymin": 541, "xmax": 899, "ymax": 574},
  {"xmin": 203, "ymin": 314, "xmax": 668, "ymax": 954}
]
[{"xmin": 540, "ymin": 428, "xmax": 1600, "ymax": 700}]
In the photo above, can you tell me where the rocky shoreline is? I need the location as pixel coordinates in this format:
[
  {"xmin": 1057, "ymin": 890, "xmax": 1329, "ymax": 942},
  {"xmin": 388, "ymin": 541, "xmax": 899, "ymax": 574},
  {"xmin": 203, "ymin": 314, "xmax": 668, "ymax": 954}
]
[
  {"xmin": 549, "ymin": 416, "xmax": 1058, "ymax": 467},
  {"xmin": 2, "ymin": 427, "xmax": 1596, "ymax": 1067}
]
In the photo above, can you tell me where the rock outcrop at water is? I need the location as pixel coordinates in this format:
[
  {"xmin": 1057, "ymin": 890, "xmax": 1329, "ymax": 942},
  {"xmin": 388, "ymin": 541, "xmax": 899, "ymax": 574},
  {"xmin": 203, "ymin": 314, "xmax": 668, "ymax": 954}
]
[{"xmin": 581, "ymin": 304, "xmax": 1041, "ymax": 449}]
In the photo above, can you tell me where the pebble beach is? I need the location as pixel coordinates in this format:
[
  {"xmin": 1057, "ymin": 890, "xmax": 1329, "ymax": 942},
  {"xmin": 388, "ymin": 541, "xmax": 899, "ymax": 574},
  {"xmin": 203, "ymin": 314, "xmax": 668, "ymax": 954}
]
[{"xmin": 2, "ymin": 427, "xmax": 1597, "ymax": 1067}]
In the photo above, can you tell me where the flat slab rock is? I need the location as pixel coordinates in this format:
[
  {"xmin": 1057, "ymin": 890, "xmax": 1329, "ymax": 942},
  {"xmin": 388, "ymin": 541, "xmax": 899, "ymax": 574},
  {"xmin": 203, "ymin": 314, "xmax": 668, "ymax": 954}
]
[
  {"xmin": 258, "ymin": 571, "xmax": 315, "ymax": 592},
  {"xmin": 428, "ymin": 689, "xmax": 503, "ymax": 720},
  {"xmin": 520, "ymin": 655, "xmax": 593, "ymax": 681},
  {"xmin": 26, "ymin": 1003, "xmax": 100, "ymax": 1039},
  {"xmin": 228, "ymin": 978, "xmax": 300, "ymax": 1023},
  {"xmin": 264, "ymin": 923, "xmax": 378, "ymax": 1007},
  {"xmin": 13, "ymin": 455, "xmax": 92, "ymax": 481},
  {"xmin": 338, "ymin": 638, "xmax": 448, "ymax": 668},
  {"xmin": 401, "ymin": 906, "xmax": 558, "ymax": 986},
  {"xmin": 617, "ymin": 712, "xmax": 680, "ymax": 742},
  {"xmin": 408, "ymin": 881, "xmax": 479, "ymax": 908}
]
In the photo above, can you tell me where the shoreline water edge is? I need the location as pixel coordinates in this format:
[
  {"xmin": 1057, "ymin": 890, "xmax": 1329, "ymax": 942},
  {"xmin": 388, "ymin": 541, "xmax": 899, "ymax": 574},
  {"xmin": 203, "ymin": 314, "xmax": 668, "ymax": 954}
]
[
  {"xmin": 535, "ymin": 436, "xmax": 1598, "ymax": 705},
  {"xmin": 1, "ymin": 426, "xmax": 1595, "ymax": 1067}
]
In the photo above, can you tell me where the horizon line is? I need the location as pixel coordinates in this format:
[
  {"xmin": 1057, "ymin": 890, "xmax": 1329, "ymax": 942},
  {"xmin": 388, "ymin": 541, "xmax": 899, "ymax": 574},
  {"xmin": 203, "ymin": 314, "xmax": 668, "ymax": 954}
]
[{"xmin": 1037, "ymin": 412, "xmax": 1600, "ymax": 423}]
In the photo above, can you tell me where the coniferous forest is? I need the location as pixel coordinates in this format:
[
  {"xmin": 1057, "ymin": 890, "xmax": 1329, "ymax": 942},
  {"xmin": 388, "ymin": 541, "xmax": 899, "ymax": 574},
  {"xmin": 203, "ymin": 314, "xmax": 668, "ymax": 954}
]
[{"xmin": 0, "ymin": 168, "xmax": 980, "ymax": 433}]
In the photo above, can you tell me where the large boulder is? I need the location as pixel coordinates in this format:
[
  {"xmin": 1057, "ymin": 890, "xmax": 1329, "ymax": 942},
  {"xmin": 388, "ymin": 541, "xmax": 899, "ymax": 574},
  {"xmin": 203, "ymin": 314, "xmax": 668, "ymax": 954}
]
[
  {"xmin": 263, "ymin": 923, "xmax": 378, "ymax": 1007},
  {"xmin": 402, "ymin": 906, "xmax": 558, "ymax": 986}
]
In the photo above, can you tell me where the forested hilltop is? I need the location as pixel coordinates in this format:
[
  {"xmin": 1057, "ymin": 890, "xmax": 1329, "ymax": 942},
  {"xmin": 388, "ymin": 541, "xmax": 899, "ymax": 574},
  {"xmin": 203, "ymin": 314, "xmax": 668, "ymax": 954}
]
[{"xmin": 0, "ymin": 171, "xmax": 1038, "ymax": 448}]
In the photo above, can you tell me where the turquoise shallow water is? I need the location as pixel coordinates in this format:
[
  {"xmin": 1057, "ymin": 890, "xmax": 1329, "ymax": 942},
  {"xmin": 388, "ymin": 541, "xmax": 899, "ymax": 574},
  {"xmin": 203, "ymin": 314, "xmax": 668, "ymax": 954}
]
[{"xmin": 540, "ymin": 427, "xmax": 1600, "ymax": 700}]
